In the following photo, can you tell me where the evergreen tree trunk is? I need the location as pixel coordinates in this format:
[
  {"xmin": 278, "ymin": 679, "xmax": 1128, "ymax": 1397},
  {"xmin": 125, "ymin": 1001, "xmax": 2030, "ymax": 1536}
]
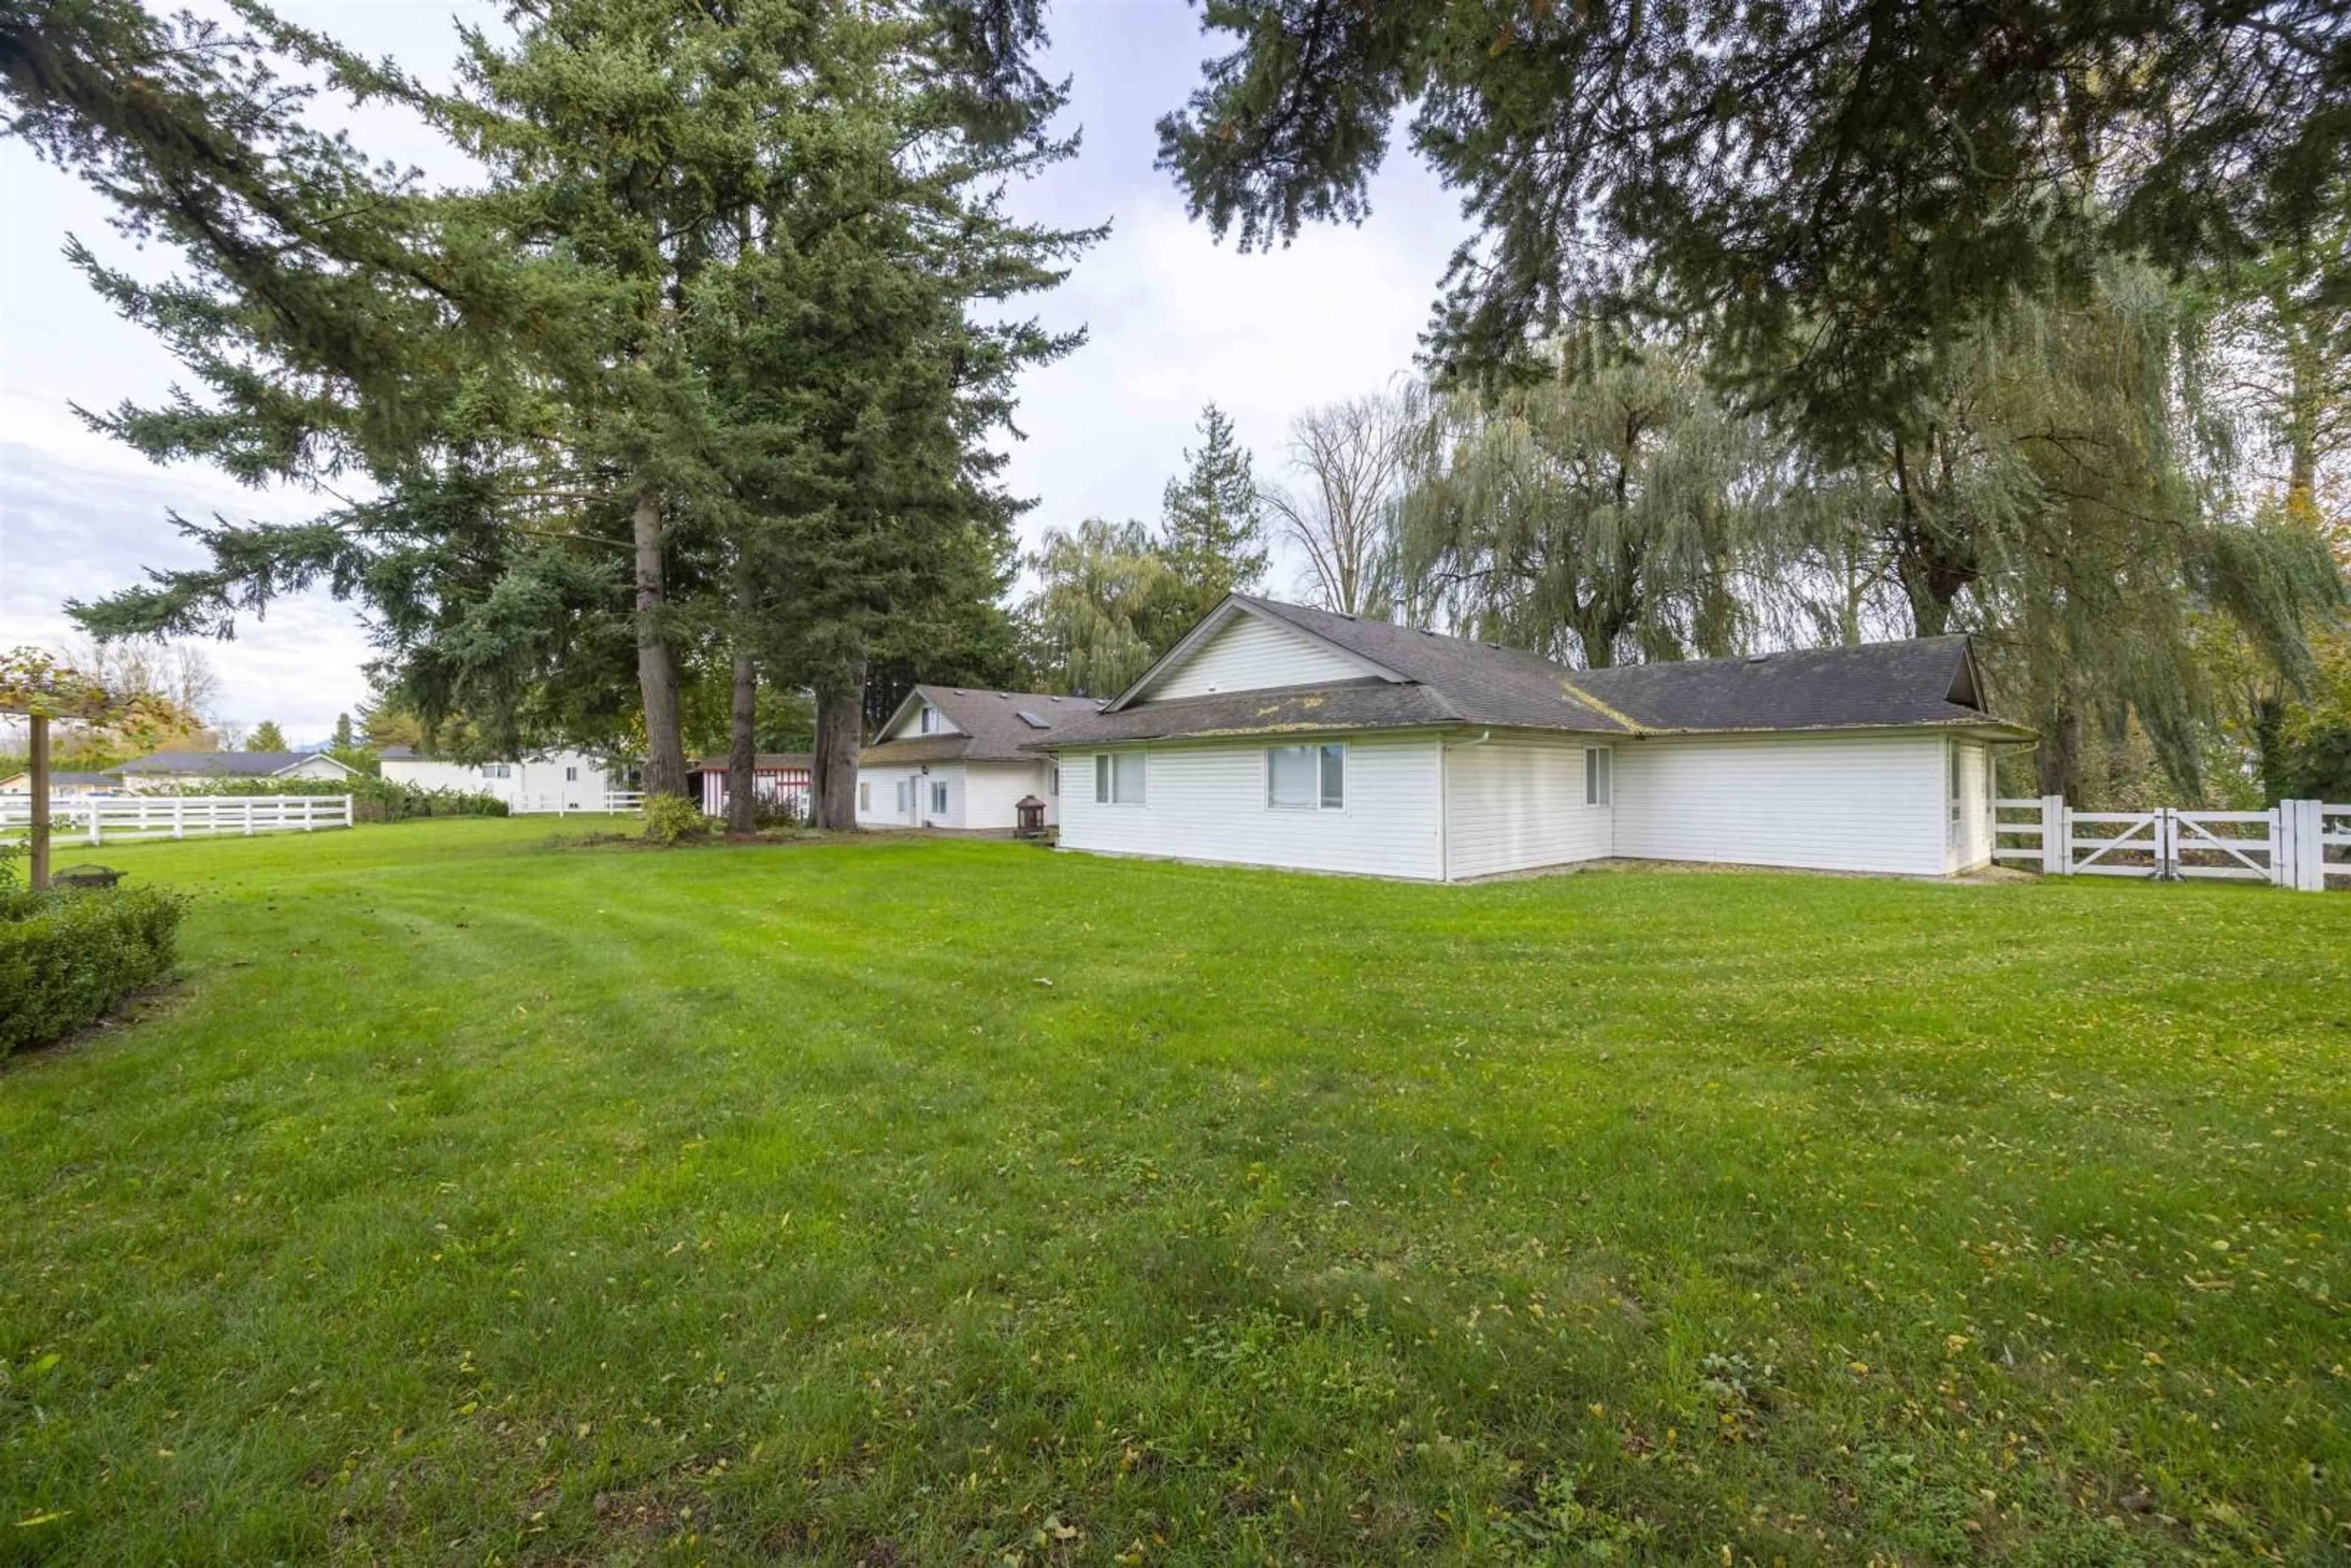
[
  {"xmin": 811, "ymin": 664, "xmax": 864, "ymax": 831},
  {"xmin": 2038, "ymin": 705, "xmax": 2082, "ymax": 797},
  {"xmin": 726, "ymin": 639, "xmax": 758, "ymax": 835},
  {"xmin": 634, "ymin": 487, "xmax": 689, "ymax": 798}
]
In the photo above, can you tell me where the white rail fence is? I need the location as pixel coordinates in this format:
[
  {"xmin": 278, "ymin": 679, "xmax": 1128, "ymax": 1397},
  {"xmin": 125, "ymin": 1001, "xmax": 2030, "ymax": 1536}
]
[
  {"xmin": 509, "ymin": 790, "xmax": 643, "ymax": 815},
  {"xmin": 0, "ymin": 793, "xmax": 353, "ymax": 846},
  {"xmin": 1995, "ymin": 797, "xmax": 2349, "ymax": 891}
]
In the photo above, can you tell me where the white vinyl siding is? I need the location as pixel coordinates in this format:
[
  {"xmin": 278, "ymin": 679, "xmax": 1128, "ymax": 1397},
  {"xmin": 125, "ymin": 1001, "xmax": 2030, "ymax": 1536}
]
[
  {"xmin": 960, "ymin": 761, "xmax": 1058, "ymax": 829},
  {"xmin": 377, "ymin": 749, "xmax": 613, "ymax": 809},
  {"xmin": 1059, "ymin": 736, "xmax": 1443, "ymax": 879},
  {"xmin": 1142, "ymin": 612, "xmax": 1370, "ymax": 700},
  {"xmin": 1443, "ymin": 735, "xmax": 1614, "ymax": 880},
  {"xmin": 855, "ymin": 765, "xmax": 923, "ymax": 827},
  {"xmin": 880, "ymin": 699, "xmax": 961, "ymax": 742},
  {"xmin": 1611, "ymin": 732, "xmax": 1949, "ymax": 876}
]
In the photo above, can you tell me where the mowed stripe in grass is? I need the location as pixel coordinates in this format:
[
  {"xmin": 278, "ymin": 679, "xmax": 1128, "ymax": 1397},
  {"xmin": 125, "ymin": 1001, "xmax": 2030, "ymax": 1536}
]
[{"xmin": 1, "ymin": 817, "xmax": 2345, "ymax": 1564}]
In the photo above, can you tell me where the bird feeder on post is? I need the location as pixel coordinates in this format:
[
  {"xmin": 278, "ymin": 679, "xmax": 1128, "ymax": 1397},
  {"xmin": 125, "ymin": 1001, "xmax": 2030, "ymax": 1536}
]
[{"xmin": 1, "ymin": 648, "xmax": 183, "ymax": 891}]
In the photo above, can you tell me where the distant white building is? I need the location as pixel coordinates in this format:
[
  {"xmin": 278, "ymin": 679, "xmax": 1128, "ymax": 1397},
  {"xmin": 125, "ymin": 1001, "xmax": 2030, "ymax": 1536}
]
[
  {"xmin": 111, "ymin": 750, "xmax": 360, "ymax": 791},
  {"xmin": 377, "ymin": 746, "xmax": 627, "ymax": 812},
  {"xmin": 857, "ymin": 686, "xmax": 1097, "ymax": 832},
  {"xmin": 0, "ymin": 770, "xmax": 118, "ymax": 796}
]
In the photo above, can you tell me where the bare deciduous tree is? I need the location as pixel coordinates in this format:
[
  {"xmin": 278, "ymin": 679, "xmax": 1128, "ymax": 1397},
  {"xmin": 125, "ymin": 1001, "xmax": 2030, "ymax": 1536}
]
[
  {"xmin": 1262, "ymin": 389, "xmax": 1422, "ymax": 618},
  {"xmin": 59, "ymin": 635, "xmax": 223, "ymax": 743}
]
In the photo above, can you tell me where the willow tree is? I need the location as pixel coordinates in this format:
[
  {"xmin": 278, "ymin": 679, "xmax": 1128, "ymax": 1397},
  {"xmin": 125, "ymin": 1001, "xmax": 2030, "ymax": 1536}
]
[
  {"xmin": 1921, "ymin": 262, "xmax": 2346, "ymax": 798},
  {"xmin": 1397, "ymin": 332, "xmax": 1779, "ymax": 667},
  {"xmin": 1019, "ymin": 520, "xmax": 1194, "ymax": 696}
]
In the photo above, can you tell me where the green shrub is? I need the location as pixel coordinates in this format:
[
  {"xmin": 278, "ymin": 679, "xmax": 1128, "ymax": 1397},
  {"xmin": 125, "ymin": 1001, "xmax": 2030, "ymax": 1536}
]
[
  {"xmin": 641, "ymin": 793, "xmax": 713, "ymax": 845},
  {"xmin": 0, "ymin": 883, "xmax": 189, "ymax": 1057}
]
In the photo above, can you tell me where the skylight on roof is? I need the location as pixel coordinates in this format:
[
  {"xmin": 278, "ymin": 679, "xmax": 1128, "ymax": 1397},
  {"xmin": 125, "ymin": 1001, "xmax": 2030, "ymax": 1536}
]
[{"xmin": 1016, "ymin": 710, "xmax": 1051, "ymax": 729}]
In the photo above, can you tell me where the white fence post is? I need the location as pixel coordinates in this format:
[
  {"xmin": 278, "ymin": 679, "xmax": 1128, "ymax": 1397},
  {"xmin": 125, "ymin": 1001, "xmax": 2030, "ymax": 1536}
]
[
  {"xmin": 2285, "ymin": 799, "xmax": 2322, "ymax": 891},
  {"xmin": 173, "ymin": 797, "xmax": 185, "ymax": 840},
  {"xmin": 343, "ymin": 793, "xmax": 355, "ymax": 828},
  {"xmin": 86, "ymin": 801, "xmax": 101, "ymax": 848},
  {"xmin": 2043, "ymin": 795, "xmax": 2068, "ymax": 875}
]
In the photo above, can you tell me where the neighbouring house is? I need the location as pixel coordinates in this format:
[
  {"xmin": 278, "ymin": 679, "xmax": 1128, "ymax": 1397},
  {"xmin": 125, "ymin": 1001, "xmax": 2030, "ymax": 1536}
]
[
  {"xmin": 683, "ymin": 753, "xmax": 814, "ymax": 819},
  {"xmin": 112, "ymin": 750, "xmax": 360, "ymax": 790},
  {"xmin": 1026, "ymin": 594, "xmax": 2034, "ymax": 882},
  {"xmin": 378, "ymin": 746, "xmax": 624, "ymax": 812},
  {"xmin": 857, "ymin": 686, "xmax": 1100, "ymax": 831},
  {"xmin": 0, "ymin": 770, "xmax": 118, "ymax": 795}
]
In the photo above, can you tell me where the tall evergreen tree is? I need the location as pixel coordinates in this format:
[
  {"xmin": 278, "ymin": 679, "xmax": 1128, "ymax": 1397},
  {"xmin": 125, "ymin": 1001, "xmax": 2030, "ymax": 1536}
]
[
  {"xmin": 1142, "ymin": 1, "xmax": 2351, "ymax": 456},
  {"xmin": 1158, "ymin": 403, "xmax": 1268, "ymax": 617},
  {"xmin": 54, "ymin": 0, "xmax": 1090, "ymax": 821},
  {"xmin": 244, "ymin": 719, "xmax": 287, "ymax": 752}
]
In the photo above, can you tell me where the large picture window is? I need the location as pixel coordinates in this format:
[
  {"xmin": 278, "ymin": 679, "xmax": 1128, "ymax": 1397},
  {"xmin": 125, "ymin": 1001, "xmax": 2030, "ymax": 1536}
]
[
  {"xmin": 1584, "ymin": 747, "xmax": 1611, "ymax": 806},
  {"xmin": 1267, "ymin": 743, "xmax": 1344, "ymax": 810},
  {"xmin": 1093, "ymin": 752, "xmax": 1145, "ymax": 805}
]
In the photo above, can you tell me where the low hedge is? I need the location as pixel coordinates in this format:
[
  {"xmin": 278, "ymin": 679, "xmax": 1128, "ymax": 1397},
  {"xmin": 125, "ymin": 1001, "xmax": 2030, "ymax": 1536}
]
[
  {"xmin": 1, "ymin": 883, "xmax": 189, "ymax": 1058},
  {"xmin": 148, "ymin": 775, "xmax": 509, "ymax": 822}
]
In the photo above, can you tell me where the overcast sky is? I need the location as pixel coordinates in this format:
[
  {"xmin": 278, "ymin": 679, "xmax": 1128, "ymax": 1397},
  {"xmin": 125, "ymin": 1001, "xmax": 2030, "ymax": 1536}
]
[{"xmin": 0, "ymin": 1, "xmax": 1466, "ymax": 745}]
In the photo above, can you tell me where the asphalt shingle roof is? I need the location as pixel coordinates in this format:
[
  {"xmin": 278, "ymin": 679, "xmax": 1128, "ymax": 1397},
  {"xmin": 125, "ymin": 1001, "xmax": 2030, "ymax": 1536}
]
[
  {"xmin": 861, "ymin": 687, "xmax": 1100, "ymax": 764},
  {"xmin": 114, "ymin": 751, "xmax": 343, "ymax": 776},
  {"xmin": 1033, "ymin": 596, "xmax": 2025, "ymax": 748}
]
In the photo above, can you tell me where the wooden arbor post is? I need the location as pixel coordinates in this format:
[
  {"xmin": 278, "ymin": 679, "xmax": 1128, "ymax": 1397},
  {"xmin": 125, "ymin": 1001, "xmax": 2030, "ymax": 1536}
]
[
  {"xmin": 2, "ymin": 647, "xmax": 189, "ymax": 892},
  {"xmin": 28, "ymin": 713, "xmax": 50, "ymax": 890}
]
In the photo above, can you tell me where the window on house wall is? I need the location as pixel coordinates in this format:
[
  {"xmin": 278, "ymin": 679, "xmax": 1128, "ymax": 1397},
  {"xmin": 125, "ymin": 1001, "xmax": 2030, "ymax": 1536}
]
[
  {"xmin": 1094, "ymin": 752, "xmax": 1144, "ymax": 805},
  {"xmin": 895, "ymin": 780, "xmax": 911, "ymax": 814},
  {"xmin": 1049, "ymin": 764, "xmax": 1059, "ymax": 797},
  {"xmin": 1584, "ymin": 748, "xmax": 1611, "ymax": 806},
  {"xmin": 859, "ymin": 781, "xmax": 871, "ymax": 812},
  {"xmin": 931, "ymin": 781, "xmax": 949, "ymax": 815},
  {"xmin": 564, "ymin": 766, "xmax": 578, "ymax": 782},
  {"xmin": 1267, "ymin": 743, "xmax": 1344, "ymax": 809},
  {"xmin": 918, "ymin": 705, "xmax": 939, "ymax": 735},
  {"xmin": 486, "ymin": 763, "xmax": 511, "ymax": 779}
]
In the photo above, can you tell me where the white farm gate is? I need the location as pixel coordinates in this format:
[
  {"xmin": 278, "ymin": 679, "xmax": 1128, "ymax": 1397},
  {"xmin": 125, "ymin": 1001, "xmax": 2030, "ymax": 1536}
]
[
  {"xmin": 0, "ymin": 793, "xmax": 353, "ymax": 846},
  {"xmin": 1995, "ymin": 797, "xmax": 2348, "ymax": 891}
]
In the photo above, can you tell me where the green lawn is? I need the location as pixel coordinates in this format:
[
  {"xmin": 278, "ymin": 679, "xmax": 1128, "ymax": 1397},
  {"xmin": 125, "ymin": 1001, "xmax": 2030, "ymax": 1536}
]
[{"xmin": 2, "ymin": 820, "xmax": 2346, "ymax": 1565}]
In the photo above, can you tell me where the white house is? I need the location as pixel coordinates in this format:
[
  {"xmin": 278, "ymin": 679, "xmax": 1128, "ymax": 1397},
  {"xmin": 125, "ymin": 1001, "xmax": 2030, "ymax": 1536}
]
[
  {"xmin": 378, "ymin": 746, "xmax": 623, "ymax": 812},
  {"xmin": 0, "ymin": 770, "xmax": 118, "ymax": 795},
  {"xmin": 857, "ymin": 686, "xmax": 1098, "ymax": 831},
  {"xmin": 111, "ymin": 750, "xmax": 359, "ymax": 790},
  {"xmin": 1027, "ymin": 594, "xmax": 2034, "ymax": 882}
]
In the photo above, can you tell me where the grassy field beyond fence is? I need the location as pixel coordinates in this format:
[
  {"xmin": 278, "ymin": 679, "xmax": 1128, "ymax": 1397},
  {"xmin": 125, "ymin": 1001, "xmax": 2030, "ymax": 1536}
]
[{"xmin": 1, "ymin": 818, "xmax": 2345, "ymax": 1564}]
